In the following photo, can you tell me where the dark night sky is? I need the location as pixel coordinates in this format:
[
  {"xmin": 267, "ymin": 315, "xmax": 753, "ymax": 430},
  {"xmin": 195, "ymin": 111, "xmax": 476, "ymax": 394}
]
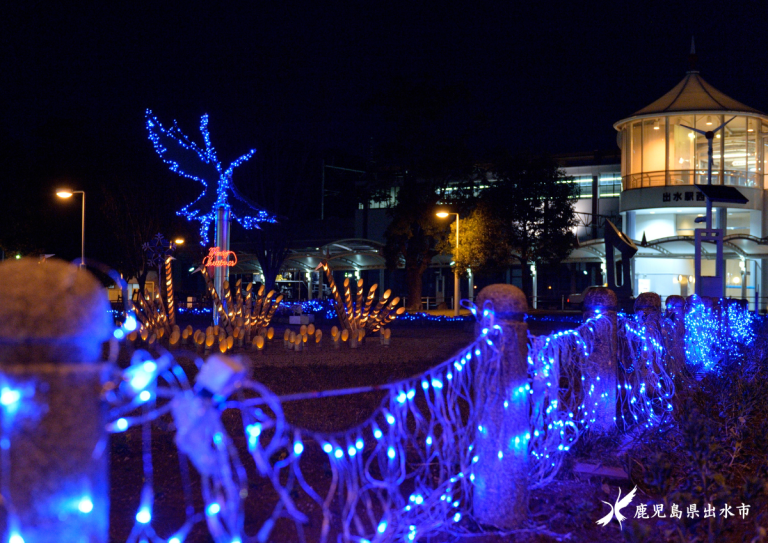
[{"xmin": 2, "ymin": 0, "xmax": 767, "ymax": 260}]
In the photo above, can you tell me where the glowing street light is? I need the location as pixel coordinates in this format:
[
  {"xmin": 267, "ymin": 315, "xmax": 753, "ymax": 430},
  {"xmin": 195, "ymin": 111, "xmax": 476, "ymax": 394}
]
[
  {"xmin": 56, "ymin": 189, "xmax": 86, "ymax": 267},
  {"xmin": 436, "ymin": 210, "xmax": 460, "ymax": 316},
  {"xmin": 174, "ymin": 238, "xmax": 185, "ymax": 245}
]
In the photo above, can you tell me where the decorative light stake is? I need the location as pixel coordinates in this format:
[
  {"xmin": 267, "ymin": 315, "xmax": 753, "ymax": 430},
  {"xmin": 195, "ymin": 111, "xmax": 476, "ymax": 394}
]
[
  {"xmin": 142, "ymin": 234, "xmax": 177, "ymax": 327},
  {"xmin": 321, "ymin": 262, "xmax": 404, "ymax": 334}
]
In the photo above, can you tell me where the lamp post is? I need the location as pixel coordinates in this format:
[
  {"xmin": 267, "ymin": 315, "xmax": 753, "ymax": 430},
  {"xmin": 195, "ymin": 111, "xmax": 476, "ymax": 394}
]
[
  {"xmin": 56, "ymin": 189, "xmax": 85, "ymax": 267},
  {"xmin": 436, "ymin": 211, "xmax": 460, "ymax": 316}
]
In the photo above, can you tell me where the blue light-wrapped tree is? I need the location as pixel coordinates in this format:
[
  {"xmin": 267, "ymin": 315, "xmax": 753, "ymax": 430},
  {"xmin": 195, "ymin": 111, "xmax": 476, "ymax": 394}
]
[{"xmin": 145, "ymin": 110, "xmax": 276, "ymax": 323}]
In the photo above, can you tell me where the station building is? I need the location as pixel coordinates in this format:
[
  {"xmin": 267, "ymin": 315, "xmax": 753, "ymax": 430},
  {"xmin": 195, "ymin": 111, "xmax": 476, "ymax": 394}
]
[{"xmin": 566, "ymin": 68, "xmax": 768, "ymax": 310}]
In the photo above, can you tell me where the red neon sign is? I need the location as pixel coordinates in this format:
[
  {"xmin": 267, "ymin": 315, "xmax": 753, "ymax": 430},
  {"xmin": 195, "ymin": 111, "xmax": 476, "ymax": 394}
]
[{"xmin": 203, "ymin": 247, "xmax": 237, "ymax": 268}]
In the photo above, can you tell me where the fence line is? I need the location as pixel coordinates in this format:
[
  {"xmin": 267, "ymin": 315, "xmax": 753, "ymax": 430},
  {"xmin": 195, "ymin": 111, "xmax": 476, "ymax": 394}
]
[
  {"xmin": 1, "ymin": 281, "xmax": 760, "ymax": 543},
  {"xmin": 103, "ymin": 291, "xmax": 760, "ymax": 542}
]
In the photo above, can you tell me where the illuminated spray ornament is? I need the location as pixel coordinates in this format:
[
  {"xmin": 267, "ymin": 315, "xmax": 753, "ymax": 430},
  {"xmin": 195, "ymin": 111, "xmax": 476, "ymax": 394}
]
[
  {"xmin": 144, "ymin": 110, "xmax": 276, "ymax": 244},
  {"xmin": 137, "ymin": 234, "xmax": 178, "ymax": 333},
  {"xmin": 320, "ymin": 262, "xmax": 405, "ymax": 335},
  {"xmin": 142, "ymin": 233, "xmax": 175, "ymax": 269}
]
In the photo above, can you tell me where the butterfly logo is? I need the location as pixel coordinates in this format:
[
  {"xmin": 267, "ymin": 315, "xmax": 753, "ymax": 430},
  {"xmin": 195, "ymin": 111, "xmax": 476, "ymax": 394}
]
[{"xmin": 596, "ymin": 485, "xmax": 637, "ymax": 530}]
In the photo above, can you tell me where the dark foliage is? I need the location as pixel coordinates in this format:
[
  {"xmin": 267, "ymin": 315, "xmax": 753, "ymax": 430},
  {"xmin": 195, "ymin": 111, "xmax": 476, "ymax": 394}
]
[
  {"xmin": 625, "ymin": 332, "xmax": 768, "ymax": 542},
  {"xmin": 482, "ymin": 152, "xmax": 578, "ymax": 294}
]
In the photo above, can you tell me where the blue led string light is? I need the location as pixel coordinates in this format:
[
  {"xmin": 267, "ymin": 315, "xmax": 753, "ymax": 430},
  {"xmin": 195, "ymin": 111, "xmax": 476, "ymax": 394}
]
[
  {"xmin": 684, "ymin": 298, "xmax": 755, "ymax": 374},
  {"xmin": 108, "ymin": 305, "xmax": 503, "ymax": 542},
  {"xmin": 527, "ymin": 314, "xmax": 611, "ymax": 485},
  {"xmin": 145, "ymin": 110, "xmax": 276, "ymax": 244},
  {"xmin": 616, "ymin": 314, "xmax": 675, "ymax": 430}
]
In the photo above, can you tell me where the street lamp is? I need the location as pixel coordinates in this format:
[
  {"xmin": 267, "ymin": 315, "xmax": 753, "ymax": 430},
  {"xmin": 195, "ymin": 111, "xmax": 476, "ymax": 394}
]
[
  {"xmin": 56, "ymin": 189, "xmax": 85, "ymax": 267},
  {"xmin": 436, "ymin": 210, "xmax": 460, "ymax": 316}
]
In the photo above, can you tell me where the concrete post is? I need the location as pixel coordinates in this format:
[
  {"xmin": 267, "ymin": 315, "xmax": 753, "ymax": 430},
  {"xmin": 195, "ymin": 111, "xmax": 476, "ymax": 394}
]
[
  {"xmin": 634, "ymin": 292, "xmax": 661, "ymax": 324},
  {"xmin": 663, "ymin": 295, "xmax": 686, "ymax": 376},
  {"xmin": 635, "ymin": 292, "xmax": 663, "ymax": 375},
  {"xmin": 582, "ymin": 287, "xmax": 618, "ymax": 432},
  {"xmin": 0, "ymin": 258, "xmax": 113, "ymax": 543},
  {"xmin": 472, "ymin": 284, "xmax": 528, "ymax": 529}
]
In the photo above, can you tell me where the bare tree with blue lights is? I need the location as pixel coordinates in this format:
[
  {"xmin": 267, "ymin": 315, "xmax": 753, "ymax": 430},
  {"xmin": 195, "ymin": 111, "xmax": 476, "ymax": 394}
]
[{"xmin": 145, "ymin": 110, "xmax": 277, "ymax": 321}]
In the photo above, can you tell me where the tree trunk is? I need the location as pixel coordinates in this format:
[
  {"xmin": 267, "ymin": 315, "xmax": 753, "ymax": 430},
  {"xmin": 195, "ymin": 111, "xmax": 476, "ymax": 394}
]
[
  {"xmin": 406, "ymin": 264, "xmax": 425, "ymax": 311},
  {"xmin": 519, "ymin": 257, "xmax": 531, "ymax": 301},
  {"xmin": 137, "ymin": 268, "xmax": 148, "ymax": 297}
]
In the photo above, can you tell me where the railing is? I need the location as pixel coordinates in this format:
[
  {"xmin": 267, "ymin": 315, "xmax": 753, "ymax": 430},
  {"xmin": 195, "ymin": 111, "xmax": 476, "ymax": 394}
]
[{"xmin": 623, "ymin": 170, "xmax": 762, "ymax": 190}]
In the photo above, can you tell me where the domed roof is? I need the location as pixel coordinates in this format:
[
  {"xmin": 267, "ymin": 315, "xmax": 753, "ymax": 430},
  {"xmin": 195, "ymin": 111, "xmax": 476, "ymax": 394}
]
[{"xmin": 633, "ymin": 71, "xmax": 763, "ymax": 116}]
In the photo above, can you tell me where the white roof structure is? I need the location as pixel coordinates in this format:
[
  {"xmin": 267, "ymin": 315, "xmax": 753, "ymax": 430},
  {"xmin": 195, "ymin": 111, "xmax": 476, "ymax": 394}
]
[
  {"xmin": 566, "ymin": 234, "xmax": 768, "ymax": 263},
  {"xmin": 633, "ymin": 71, "xmax": 762, "ymax": 116}
]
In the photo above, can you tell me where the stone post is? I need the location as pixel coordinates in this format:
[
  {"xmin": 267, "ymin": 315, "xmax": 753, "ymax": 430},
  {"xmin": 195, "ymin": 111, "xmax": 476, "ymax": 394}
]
[
  {"xmin": 663, "ymin": 295, "xmax": 686, "ymax": 376},
  {"xmin": 0, "ymin": 258, "xmax": 113, "ymax": 543},
  {"xmin": 472, "ymin": 284, "xmax": 528, "ymax": 529},
  {"xmin": 634, "ymin": 292, "xmax": 663, "ymax": 375},
  {"xmin": 582, "ymin": 287, "xmax": 618, "ymax": 432},
  {"xmin": 634, "ymin": 292, "xmax": 661, "ymax": 324}
]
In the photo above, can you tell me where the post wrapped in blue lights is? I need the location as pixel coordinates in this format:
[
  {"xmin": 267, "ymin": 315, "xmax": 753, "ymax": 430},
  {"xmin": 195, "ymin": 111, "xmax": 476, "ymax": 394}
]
[
  {"xmin": 471, "ymin": 284, "xmax": 529, "ymax": 529},
  {"xmin": 0, "ymin": 258, "xmax": 114, "ymax": 543},
  {"xmin": 582, "ymin": 287, "xmax": 618, "ymax": 432}
]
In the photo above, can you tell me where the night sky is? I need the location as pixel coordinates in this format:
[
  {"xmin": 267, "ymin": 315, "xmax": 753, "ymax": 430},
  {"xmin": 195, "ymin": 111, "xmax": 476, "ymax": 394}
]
[{"xmin": 2, "ymin": 0, "xmax": 767, "ymax": 261}]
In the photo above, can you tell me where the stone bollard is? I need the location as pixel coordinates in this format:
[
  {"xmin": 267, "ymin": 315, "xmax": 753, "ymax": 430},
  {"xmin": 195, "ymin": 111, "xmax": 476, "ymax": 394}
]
[
  {"xmin": 634, "ymin": 292, "xmax": 661, "ymax": 324},
  {"xmin": 472, "ymin": 284, "xmax": 528, "ymax": 529},
  {"xmin": 663, "ymin": 295, "xmax": 686, "ymax": 375},
  {"xmin": 582, "ymin": 287, "xmax": 618, "ymax": 433},
  {"xmin": 0, "ymin": 258, "xmax": 113, "ymax": 543}
]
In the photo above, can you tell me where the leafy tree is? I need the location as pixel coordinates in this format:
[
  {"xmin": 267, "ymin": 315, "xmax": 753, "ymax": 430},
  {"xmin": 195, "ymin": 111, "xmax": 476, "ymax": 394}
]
[
  {"xmin": 240, "ymin": 136, "xmax": 316, "ymax": 291},
  {"xmin": 372, "ymin": 79, "xmax": 478, "ymax": 310},
  {"xmin": 383, "ymin": 178, "xmax": 446, "ymax": 311},
  {"xmin": 435, "ymin": 201, "xmax": 511, "ymax": 278},
  {"xmin": 481, "ymin": 153, "xmax": 578, "ymax": 294}
]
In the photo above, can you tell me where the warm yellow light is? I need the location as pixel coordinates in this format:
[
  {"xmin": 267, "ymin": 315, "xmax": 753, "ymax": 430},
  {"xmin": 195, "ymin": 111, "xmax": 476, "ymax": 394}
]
[
  {"xmin": 705, "ymin": 116, "xmax": 713, "ymax": 126},
  {"xmin": 436, "ymin": 211, "xmax": 450, "ymax": 218},
  {"xmin": 174, "ymin": 238, "xmax": 185, "ymax": 245},
  {"xmin": 56, "ymin": 189, "xmax": 73, "ymax": 198}
]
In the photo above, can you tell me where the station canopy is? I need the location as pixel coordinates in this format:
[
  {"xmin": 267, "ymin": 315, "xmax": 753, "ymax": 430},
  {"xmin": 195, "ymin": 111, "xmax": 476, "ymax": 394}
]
[
  {"xmin": 283, "ymin": 239, "xmax": 388, "ymax": 271},
  {"xmin": 566, "ymin": 234, "xmax": 768, "ymax": 262},
  {"xmin": 225, "ymin": 238, "xmax": 458, "ymax": 278}
]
